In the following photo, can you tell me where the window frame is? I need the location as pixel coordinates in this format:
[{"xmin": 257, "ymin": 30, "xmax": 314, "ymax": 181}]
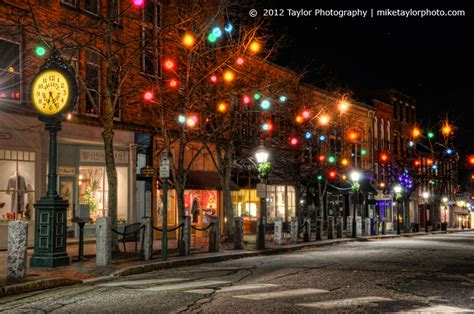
[
  {"xmin": 84, "ymin": 50, "xmax": 101, "ymax": 116},
  {"xmin": 84, "ymin": 0, "xmax": 100, "ymax": 16},
  {"xmin": 60, "ymin": 0, "xmax": 78, "ymax": 8},
  {"xmin": 140, "ymin": 0, "xmax": 162, "ymax": 78},
  {"xmin": 0, "ymin": 37, "xmax": 22, "ymax": 104}
]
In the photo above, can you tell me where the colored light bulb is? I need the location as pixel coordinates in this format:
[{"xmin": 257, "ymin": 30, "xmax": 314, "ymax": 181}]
[
  {"xmin": 279, "ymin": 96, "xmax": 287, "ymax": 102},
  {"xmin": 224, "ymin": 24, "xmax": 233, "ymax": 33},
  {"xmin": 260, "ymin": 99, "xmax": 270, "ymax": 110},
  {"xmin": 35, "ymin": 46, "xmax": 46, "ymax": 57},
  {"xmin": 212, "ymin": 27, "xmax": 222, "ymax": 37},
  {"xmin": 178, "ymin": 115, "xmax": 186, "ymax": 124}
]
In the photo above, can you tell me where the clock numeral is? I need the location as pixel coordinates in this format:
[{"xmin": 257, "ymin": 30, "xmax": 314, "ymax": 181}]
[{"xmin": 42, "ymin": 78, "xmax": 47, "ymax": 83}]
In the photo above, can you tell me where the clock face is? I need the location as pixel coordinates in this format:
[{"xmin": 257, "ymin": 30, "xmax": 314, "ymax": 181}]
[{"xmin": 31, "ymin": 69, "xmax": 70, "ymax": 115}]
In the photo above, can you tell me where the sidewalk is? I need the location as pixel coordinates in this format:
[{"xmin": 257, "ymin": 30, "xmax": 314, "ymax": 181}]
[{"xmin": 1, "ymin": 228, "xmax": 470, "ymax": 298}]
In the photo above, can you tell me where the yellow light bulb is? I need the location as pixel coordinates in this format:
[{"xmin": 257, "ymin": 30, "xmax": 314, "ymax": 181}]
[
  {"xmin": 249, "ymin": 41, "xmax": 261, "ymax": 54},
  {"xmin": 223, "ymin": 70, "xmax": 235, "ymax": 83},
  {"xmin": 182, "ymin": 33, "xmax": 195, "ymax": 47}
]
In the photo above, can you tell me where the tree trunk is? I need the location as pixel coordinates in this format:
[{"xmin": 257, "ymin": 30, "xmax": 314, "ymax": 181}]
[
  {"xmin": 222, "ymin": 170, "xmax": 234, "ymax": 240},
  {"xmin": 102, "ymin": 126, "xmax": 119, "ymax": 253}
]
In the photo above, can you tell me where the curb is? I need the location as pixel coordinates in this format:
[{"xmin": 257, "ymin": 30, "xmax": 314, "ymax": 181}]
[{"xmin": 1, "ymin": 277, "xmax": 80, "ymax": 298}]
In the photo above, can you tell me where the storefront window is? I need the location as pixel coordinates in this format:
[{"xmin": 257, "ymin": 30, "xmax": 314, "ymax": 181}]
[
  {"xmin": 78, "ymin": 166, "xmax": 128, "ymax": 222},
  {"xmin": 184, "ymin": 190, "xmax": 218, "ymax": 224},
  {"xmin": 231, "ymin": 189, "xmax": 259, "ymax": 218},
  {"xmin": 0, "ymin": 150, "xmax": 35, "ymax": 221},
  {"xmin": 156, "ymin": 188, "xmax": 177, "ymax": 226}
]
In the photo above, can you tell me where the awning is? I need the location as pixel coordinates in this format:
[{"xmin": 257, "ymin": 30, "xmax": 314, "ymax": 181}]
[{"xmin": 186, "ymin": 171, "xmax": 240, "ymax": 191}]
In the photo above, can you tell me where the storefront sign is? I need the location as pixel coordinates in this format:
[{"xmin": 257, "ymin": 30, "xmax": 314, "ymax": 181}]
[
  {"xmin": 256, "ymin": 183, "xmax": 267, "ymax": 198},
  {"xmin": 80, "ymin": 149, "xmax": 129, "ymax": 164},
  {"xmin": 375, "ymin": 191, "xmax": 391, "ymax": 201},
  {"xmin": 58, "ymin": 167, "xmax": 75, "ymax": 175},
  {"xmin": 159, "ymin": 158, "xmax": 170, "ymax": 179}
]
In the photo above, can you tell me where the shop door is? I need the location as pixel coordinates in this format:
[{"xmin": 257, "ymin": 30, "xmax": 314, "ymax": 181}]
[
  {"xmin": 59, "ymin": 176, "xmax": 75, "ymax": 231},
  {"xmin": 136, "ymin": 179, "xmax": 152, "ymax": 222}
]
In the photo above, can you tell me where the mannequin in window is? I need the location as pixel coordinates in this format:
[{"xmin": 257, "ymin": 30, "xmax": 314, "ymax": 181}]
[
  {"xmin": 191, "ymin": 197, "xmax": 200, "ymax": 223},
  {"xmin": 6, "ymin": 172, "xmax": 28, "ymax": 220}
]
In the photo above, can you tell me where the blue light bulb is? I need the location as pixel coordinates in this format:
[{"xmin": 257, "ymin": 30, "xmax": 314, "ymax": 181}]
[
  {"xmin": 305, "ymin": 131, "xmax": 312, "ymax": 139},
  {"xmin": 212, "ymin": 27, "xmax": 222, "ymax": 38},
  {"xmin": 224, "ymin": 24, "xmax": 233, "ymax": 33}
]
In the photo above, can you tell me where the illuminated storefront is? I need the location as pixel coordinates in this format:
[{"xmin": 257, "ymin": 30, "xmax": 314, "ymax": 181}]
[{"xmin": 231, "ymin": 185, "xmax": 296, "ymax": 234}]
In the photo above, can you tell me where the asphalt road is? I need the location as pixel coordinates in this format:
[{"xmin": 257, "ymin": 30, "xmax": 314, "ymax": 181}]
[{"xmin": 2, "ymin": 232, "xmax": 474, "ymax": 313}]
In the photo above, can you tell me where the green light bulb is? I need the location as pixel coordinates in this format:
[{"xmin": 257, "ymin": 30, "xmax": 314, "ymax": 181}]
[{"xmin": 35, "ymin": 46, "xmax": 46, "ymax": 57}]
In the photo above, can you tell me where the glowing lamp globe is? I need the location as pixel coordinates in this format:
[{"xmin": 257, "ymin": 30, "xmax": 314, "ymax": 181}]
[
  {"xmin": 132, "ymin": 0, "xmax": 144, "ymax": 7},
  {"xmin": 255, "ymin": 145, "xmax": 269, "ymax": 164},
  {"xmin": 319, "ymin": 114, "xmax": 330, "ymax": 125},
  {"xmin": 338, "ymin": 101, "xmax": 349, "ymax": 112},
  {"xmin": 412, "ymin": 127, "xmax": 421, "ymax": 138},
  {"xmin": 187, "ymin": 116, "xmax": 197, "ymax": 127},
  {"xmin": 164, "ymin": 58, "xmax": 175, "ymax": 71},
  {"xmin": 394, "ymin": 185, "xmax": 402, "ymax": 193},
  {"xmin": 182, "ymin": 33, "xmax": 195, "ymax": 47},
  {"xmin": 249, "ymin": 41, "xmax": 261, "ymax": 54},
  {"xmin": 169, "ymin": 79, "xmax": 178, "ymax": 88},
  {"xmin": 217, "ymin": 102, "xmax": 227, "ymax": 112},
  {"xmin": 341, "ymin": 158, "xmax": 349, "ymax": 167},
  {"xmin": 212, "ymin": 27, "xmax": 222, "ymax": 38},
  {"xmin": 208, "ymin": 33, "xmax": 217, "ymax": 43},
  {"xmin": 224, "ymin": 24, "xmax": 233, "ymax": 33},
  {"xmin": 35, "ymin": 45, "xmax": 46, "ymax": 57},
  {"xmin": 260, "ymin": 99, "xmax": 270, "ymax": 110},
  {"xmin": 143, "ymin": 90, "xmax": 154, "ymax": 101},
  {"xmin": 223, "ymin": 70, "xmax": 235, "ymax": 83},
  {"xmin": 350, "ymin": 171, "xmax": 361, "ymax": 183}
]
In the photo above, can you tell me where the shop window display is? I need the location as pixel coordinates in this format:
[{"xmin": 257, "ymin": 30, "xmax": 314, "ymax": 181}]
[
  {"xmin": 78, "ymin": 166, "xmax": 128, "ymax": 222},
  {"xmin": 184, "ymin": 190, "xmax": 217, "ymax": 224},
  {"xmin": 0, "ymin": 150, "xmax": 35, "ymax": 221}
]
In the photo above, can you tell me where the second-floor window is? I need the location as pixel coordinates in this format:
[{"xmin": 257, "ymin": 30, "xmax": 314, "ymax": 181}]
[
  {"xmin": 374, "ymin": 116, "xmax": 378, "ymax": 150},
  {"xmin": 61, "ymin": 0, "xmax": 77, "ymax": 8},
  {"xmin": 141, "ymin": 0, "xmax": 161, "ymax": 77},
  {"xmin": 85, "ymin": 50, "xmax": 100, "ymax": 115},
  {"xmin": 85, "ymin": 0, "xmax": 99, "ymax": 15},
  {"xmin": 0, "ymin": 38, "xmax": 20, "ymax": 102}
]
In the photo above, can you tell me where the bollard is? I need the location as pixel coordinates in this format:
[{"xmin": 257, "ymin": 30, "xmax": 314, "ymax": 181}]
[
  {"xmin": 96, "ymin": 217, "xmax": 112, "ymax": 266},
  {"xmin": 362, "ymin": 218, "xmax": 371, "ymax": 236},
  {"xmin": 356, "ymin": 216, "xmax": 362, "ymax": 237},
  {"xmin": 382, "ymin": 219, "xmax": 387, "ymax": 235},
  {"xmin": 209, "ymin": 216, "xmax": 220, "ymax": 252},
  {"xmin": 327, "ymin": 216, "xmax": 335, "ymax": 239},
  {"xmin": 336, "ymin": 217, "xmax": 343, "ymax": 238},
  {"xmin": 303, "ymin": 218, "xmax": 311, "ymax": 242},
  {"xmin": 315, "ymin": 218, "xmax": 322, "ymax": 241},
  {"xmin": 274, "ymin": 217, "xmax": 283, "ymax": 245},
  {"xmin": 346, "ymin": 216, "xmax": 353, "ymax": 237},
  {"xmin": 142, "ymin": 217, "xmax": 153, "ymax": 260},
  {"xmin": 290, "ymin": 217, "xmax": 299, "ymax": 244},
  {"xmin": 7, "ymin": 221, "xmax": 29, "ymax": 281},
  {"xmin": 234, "ymin": 217, "xmax": 244, "ymax": 249},
  {"xmin": 179, "ymin": 216, "xmax": 191, "ymax": 256}
]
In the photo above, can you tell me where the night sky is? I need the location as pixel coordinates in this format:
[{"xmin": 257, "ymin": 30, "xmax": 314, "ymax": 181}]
[{"xmin": 258, "ymin": 1, "xmax": 473, "ymax": 154}]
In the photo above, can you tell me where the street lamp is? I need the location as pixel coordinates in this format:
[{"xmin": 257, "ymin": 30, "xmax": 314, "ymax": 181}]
[
  {"xmin": 394, "ymin": 185, "xmax": 402, "ymax": 235},
  {"xmin": 422, "ymin": 191, "xmax": 430, "ymax": 232},
  {"xmin": 350, "ymin": 170, "xmax": 361, "ymax": 238},
  {"xmin": 255, "ymin": 145, "xmax": 269, "ymax": 250}
]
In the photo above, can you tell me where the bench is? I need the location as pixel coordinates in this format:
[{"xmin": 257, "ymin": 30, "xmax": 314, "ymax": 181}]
[{"xmin": 120, "ymin": 222, "xmax": 141, "ymax": 253}]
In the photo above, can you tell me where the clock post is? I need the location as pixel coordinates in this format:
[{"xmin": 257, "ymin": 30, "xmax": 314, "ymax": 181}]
[{"xmin": 30, "ymin": 50, "xmax": 77, "ymax": 268}]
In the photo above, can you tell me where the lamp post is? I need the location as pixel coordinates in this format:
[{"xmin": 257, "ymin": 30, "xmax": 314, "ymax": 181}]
[
  {"xmin": 350, "ymin": 170, "xmax": 361, "ymax": 238},
  {"xmin": 255, "ymin": 145, "xmax": 269, "ymax": 250},
  {"xmin": 394, "ymin": 185, "xmax": 402, "ymax": 235},
  {"xmin": 423, "ymin": 191, "xmax": 430, "ymax": 232}
]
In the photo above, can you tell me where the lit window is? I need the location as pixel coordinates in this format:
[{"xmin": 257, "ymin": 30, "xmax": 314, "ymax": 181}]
[{"xmin": 0, "ymin": 39, "xmax": 21, "ymax": 102}]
